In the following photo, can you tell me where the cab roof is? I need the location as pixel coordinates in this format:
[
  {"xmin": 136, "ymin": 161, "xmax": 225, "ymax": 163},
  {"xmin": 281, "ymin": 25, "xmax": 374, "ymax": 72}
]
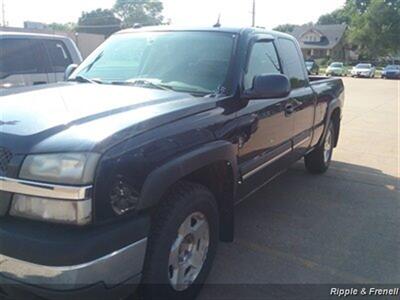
[{"xmin": 116, "ymin": 25, "xmax": 292, "ymax": 39}]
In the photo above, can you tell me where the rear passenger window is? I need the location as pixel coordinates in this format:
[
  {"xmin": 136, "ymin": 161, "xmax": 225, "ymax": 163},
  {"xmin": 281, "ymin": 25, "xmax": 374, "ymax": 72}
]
[
  {"xmin": 278, "ymin": 38, "xmax": 307, "ymax": 89},
  {"xmin": 0, "ymin": 38, "xmax": 47, "ymax": 79},
  {"xmin": 42, "ymin": 40, "xmax": 72, "ymax": 72},
  {"xmin": 244, "ymin": 41, "xmax": 281, "ymax": 90}
]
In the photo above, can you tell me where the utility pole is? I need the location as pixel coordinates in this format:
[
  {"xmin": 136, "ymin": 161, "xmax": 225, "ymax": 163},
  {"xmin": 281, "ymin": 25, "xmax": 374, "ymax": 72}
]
[
  {"xmin": 251, "ymin": 0, "xmax": 256, "ymax": 27},
  {"xmin": 1, "ymin": 0, "xmax": 6, "ymax": 27}
]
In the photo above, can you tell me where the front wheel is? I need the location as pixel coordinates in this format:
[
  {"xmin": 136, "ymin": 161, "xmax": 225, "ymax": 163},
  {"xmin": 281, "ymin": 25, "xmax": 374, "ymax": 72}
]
[
  {"xmin": 304, "ymin": 122, "xmax": 335, "ymax": 174},
  {"xmin": 141, "ymin": 182, "xmax": 219, "ymax": 300}
]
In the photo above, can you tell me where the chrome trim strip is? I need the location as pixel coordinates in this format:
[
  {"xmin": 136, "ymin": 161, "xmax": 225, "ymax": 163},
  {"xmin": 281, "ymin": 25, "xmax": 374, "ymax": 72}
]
[
  {"xmin": 242, "ymin": 148, "xmax": 291, "ymax": 181},
  {"xmin": 0, "ymin": 238, "xmax": 147, "ymax": 289},
  {"xmin": 0, "ymin": 176, "xmax": 91, "ymax": 200},
  {"xmin": 236, "ymin": 169, "xmax": 287, "ymax": 205},
  {"xmin": 293, "ymin": 136, "xmax": 311, "ymax": 149}
]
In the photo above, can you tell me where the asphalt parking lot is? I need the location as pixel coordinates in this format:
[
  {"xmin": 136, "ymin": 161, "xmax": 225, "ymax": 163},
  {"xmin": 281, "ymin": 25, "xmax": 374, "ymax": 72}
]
[{"xmin": 199, "ymin": 78, "xmax": 399, "ymax": 299}]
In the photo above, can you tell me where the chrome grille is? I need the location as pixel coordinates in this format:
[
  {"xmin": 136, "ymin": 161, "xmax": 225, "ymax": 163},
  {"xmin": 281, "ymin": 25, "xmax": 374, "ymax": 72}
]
[{"xmin": 0, "ymin": 147, "xmax": 13, "ymax": 174}]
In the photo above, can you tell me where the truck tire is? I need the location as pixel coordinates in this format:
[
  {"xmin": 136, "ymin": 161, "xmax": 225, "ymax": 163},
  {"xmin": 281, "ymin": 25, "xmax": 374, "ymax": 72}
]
[
  {"xmin": 140, "ymin": 182, "xmax": 219, "ymax": 300},
  {"xmin": 304, "ymin": 122, "xmax": 335, "ymax": 174}
]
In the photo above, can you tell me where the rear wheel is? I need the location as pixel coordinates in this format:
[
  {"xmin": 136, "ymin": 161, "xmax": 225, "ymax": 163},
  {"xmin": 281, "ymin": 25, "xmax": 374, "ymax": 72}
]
[
  {"xmin": 141, "ymin": 182, "xmax": 219, "ymax": 300},
  {"xmin": 305, "ymin": 122, "xmax": 335, "ymax": 174}
]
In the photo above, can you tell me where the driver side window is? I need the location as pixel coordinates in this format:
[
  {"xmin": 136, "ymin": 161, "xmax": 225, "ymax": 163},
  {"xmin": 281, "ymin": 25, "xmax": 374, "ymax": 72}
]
[{"xmin": 244, "ymin": 41, "xmax": 281, "ymax": 90}]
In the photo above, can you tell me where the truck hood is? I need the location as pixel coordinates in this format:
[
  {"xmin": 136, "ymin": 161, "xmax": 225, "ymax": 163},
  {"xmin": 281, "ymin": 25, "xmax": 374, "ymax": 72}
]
[{"xmin": 0, "ymin": 83, "xmax": 215, "ymax": 153}]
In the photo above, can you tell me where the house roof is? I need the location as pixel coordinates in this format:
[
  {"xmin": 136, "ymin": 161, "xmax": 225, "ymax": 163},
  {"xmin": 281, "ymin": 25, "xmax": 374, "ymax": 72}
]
[{"xmin": 290, "ymin": 24, "xmax": 347, "ymax": 50}]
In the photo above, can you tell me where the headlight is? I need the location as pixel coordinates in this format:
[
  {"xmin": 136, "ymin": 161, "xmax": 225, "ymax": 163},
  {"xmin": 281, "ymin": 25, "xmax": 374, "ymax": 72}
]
[
  {"xmin": 20, "ymin": 153, "xmax": 100, "ymax": 185},
  {"xmin": 10, "ymin": 194, "xmax": 91, "ymax": 225}
]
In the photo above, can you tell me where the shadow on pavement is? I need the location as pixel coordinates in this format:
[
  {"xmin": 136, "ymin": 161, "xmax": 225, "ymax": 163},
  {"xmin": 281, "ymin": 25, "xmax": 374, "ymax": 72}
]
[{"xmin": 200, "ymin": 160, "xmax": 399, "ymax": 299}]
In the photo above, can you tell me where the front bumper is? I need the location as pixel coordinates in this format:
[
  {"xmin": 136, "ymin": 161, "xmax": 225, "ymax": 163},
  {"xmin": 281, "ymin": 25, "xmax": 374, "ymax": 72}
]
[
  {"xmin": 0, "ymin": 273, "xmax": 142, "ymax": 300},
  {"xmin": 353, "ymin": 72, "xmax": 371, "ymax": 77},
  {"xmin": 0, "ymin": 237, "xmax": 147, "ymax": 299},
  {"xmin": 385, "ymin": 73, "xmax": 400, "ymax": 79},
  {"xmin": 326, "ymin": 71, "xmax": 342, "ymax": 76},
  {"xmin": 0, "ymin": 237, "xmax": 147, "ymax": 287}
]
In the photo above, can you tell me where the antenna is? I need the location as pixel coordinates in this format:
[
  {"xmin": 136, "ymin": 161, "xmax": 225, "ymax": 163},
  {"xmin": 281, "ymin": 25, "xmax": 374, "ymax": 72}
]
[{"xmin": 213, "ymin": 13, "xmax": 221, "ymax": 28}]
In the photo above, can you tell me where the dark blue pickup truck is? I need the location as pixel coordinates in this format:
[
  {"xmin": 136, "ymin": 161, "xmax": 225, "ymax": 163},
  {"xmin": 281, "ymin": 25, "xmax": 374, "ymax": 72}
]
[{"xmin": 0, "ymin": 26, "xmax": 344, "ymax": 300}]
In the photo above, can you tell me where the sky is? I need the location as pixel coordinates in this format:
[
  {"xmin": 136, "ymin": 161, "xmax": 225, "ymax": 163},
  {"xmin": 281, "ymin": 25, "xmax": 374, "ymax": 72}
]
[{"xmin": 2, "ymin": 0, "xmax": 346, "ymax": 29}]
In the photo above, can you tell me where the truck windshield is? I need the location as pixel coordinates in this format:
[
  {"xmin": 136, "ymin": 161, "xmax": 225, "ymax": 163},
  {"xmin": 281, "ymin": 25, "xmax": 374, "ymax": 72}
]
[
  {"xmin": 331, "ymin": 63, "xmax": 343, "ymax": 68},
  {"xmin": 71, "ymin": 31, "xmax": 236, "ymax": 95}
]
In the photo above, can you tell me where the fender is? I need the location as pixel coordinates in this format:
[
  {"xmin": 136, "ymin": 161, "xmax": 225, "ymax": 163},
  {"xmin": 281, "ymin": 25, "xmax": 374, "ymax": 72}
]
[
  {"xmin": 317, "ymin": 97, "xmax": 342, "ymax": 148},
  {"xmin": 138, "ymin": 140, "xmax": 239, "ymax": 209},
  {"xmin": 138, "ymin": 141, "xmax": 238, "ymax": 242}
]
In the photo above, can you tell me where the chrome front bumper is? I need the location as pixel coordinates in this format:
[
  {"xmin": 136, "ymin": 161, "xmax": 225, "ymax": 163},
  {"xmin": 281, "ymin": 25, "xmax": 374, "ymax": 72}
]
[{"xmin": 0, "ymin": 238, "xmax": 147, "ymax": 290}]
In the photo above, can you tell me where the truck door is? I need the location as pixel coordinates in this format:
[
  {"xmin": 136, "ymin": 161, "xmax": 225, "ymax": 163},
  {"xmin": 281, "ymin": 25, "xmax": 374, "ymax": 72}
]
[
  {"xmin": 277, "ymin": 38, "xmax": 315, "ymax": 156},
  {"xmin": 236, "ymin": 38, "xmax": 294, "ymax": 198}
]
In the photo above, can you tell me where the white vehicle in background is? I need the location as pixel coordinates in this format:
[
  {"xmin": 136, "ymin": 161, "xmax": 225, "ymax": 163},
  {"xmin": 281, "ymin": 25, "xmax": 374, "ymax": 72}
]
[
  {"xmin": 0, "ymin": 32, "xmax": 82, "ymax": 89},
  {"xmin": 326, "ymin": 62, "xmax": 347, "ymax": 77},
  {"xmin": 351, "ymin": 63, "xmax": 376, "ymax": 78}
]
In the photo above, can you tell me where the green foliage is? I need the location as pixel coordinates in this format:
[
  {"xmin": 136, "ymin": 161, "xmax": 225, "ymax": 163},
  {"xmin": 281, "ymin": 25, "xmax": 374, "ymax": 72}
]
[
  {"xmin": 77, "ymin": 9, "xmax": 121, "ymax": 36},
  {"xmin": 348, "ymin": 0, "xmax": 400, "ymax": 58},
  {"xmin": 47, "ymin": 22, "xmax": 76, "ymax": 32},
  {"xmin": 113, "ymin": 0, "xmax": 164, "ymax": 28},
  {"xmin": 317, "ymin": 9, "xmax": 351, "ymax": 25},
  {"xmin": 273, "ymin": 24, "xmax": 296, "ymax": 33}
]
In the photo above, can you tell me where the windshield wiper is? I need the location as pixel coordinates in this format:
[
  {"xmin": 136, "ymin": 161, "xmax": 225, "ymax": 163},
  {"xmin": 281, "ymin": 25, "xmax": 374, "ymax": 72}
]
[
  {"xmin": 69, "ymin": 75, "xmax": 103, "ymax": 84},
  {"xmin": 111, "ymin": 79, "xmax": 173, "ymax": 91}
]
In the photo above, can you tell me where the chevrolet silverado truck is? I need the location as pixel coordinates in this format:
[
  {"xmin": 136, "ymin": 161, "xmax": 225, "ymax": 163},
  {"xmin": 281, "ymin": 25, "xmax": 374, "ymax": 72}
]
[{"xmin": 0, "ymin": 26, "xmax": 344, "ymax": 300}]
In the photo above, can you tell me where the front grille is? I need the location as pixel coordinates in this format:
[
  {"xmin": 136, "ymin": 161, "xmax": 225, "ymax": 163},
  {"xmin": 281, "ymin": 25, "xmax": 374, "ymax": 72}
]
[{"xmin": 0, "ymin": 147, "xmax": 13, "ymax": 174}]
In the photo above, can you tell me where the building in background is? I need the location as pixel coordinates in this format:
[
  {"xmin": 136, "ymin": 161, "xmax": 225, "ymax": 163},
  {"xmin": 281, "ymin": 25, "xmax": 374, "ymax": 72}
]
[
  {"xmin": 23, "ymin": 21, "xmax": 48, "ymax": 30},
  {"xmin": 289, "ymin": 24, "xmax": 355, "ymax": 61}
]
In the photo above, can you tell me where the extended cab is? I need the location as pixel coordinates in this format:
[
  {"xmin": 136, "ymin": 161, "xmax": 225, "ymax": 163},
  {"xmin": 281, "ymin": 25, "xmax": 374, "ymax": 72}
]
[{"xmin": 0, "ymin": 27, "xmax": 344, "ymax": 300}]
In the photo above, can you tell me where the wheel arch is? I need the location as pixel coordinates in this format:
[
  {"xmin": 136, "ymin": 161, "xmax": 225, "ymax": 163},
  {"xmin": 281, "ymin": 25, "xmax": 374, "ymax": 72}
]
[
  {"xmin": 318, "ymin": 99, "xmax": 342, "ymax": 148},
  {"xmin": 330, "ymin": 107, "xmax": 341, "ymax": 147},
  {"xmin": 139, "ymin": 141, "xmax": 239, "ymax": 242}
]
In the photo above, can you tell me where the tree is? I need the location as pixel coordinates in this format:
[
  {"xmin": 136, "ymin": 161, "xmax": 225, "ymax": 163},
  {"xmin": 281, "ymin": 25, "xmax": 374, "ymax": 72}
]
[
  {"xmin": 317, "ymin": 9, "xmax": 351, "ymax": 25},
  {"xmin": 348, "ymin": 0, "xmax": 400, "ymax": 58},
  {"xmin": 113, "ymin": 0, "xmax": 164, "ymax": 28},
  {"xmin": 354, "ymin": 0, "xmax": 371, "ymax": 12},
  {"xmin": 273, "ymin": 24, "xmax": 296, "ymax": 33},
  {"xmin": 47, "ymin": 22, "xmax": 76, "ymax": 32},
  {"xmin": 77, "ymin": 9, "xmax": 121, "ymax": 36}
]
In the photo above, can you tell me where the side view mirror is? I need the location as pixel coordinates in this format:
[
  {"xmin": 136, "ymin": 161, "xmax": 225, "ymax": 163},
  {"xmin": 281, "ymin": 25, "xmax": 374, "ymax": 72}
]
[
  {"xmin": 64, "ymin": 64, "xmax": 78, "ymax": 81},
  {"xmin": 243, "ymin": 74, "xmax": 291, "ymax": 100}
]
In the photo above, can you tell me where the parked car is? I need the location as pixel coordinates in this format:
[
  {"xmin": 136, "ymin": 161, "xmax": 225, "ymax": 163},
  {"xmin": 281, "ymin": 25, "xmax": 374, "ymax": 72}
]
[
  {"xmin": 351, "ymin": 63, "xmax": 376, "ymax": 78},
  {"xmin": 326, "ymin": 62, "xmax": 347, "ymax": 76},
  {"xmin": 0, "ymin": 26, "xmax": 344, "ymax": 300},
  {"xmin": 0, "ymin": 32, "xmax": 82, "ymax": 89},
  {"xmin": 305, "ymin": 60, "xmax": 320, "ymax": 75},
  {"xmin": 381, "ymin": 65, "xmax": 400, "ymax": 79}
]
